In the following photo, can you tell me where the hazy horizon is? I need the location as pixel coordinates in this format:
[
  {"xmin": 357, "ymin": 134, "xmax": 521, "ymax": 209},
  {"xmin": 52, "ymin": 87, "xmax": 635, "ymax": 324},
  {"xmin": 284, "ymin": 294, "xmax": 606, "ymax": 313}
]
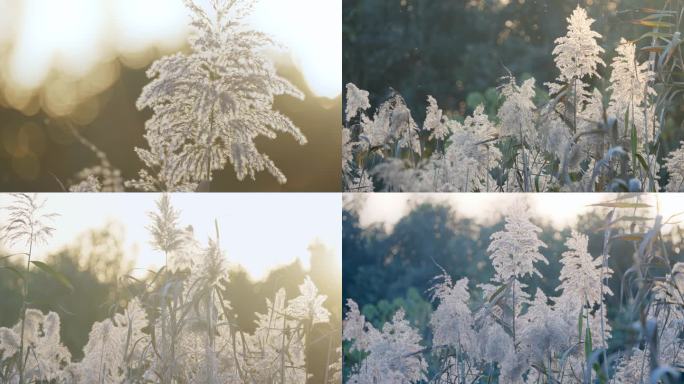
[
  {"xmin": 0, "ymin": 0, "xmax": 341, "ymax": 98},
  {"xmin": 0, "ymin": 193, "xmax": 342, "ymax": 280},
  {"xmin": 349, "ymin": 193, "xmax": 683, "ymax": 232}
]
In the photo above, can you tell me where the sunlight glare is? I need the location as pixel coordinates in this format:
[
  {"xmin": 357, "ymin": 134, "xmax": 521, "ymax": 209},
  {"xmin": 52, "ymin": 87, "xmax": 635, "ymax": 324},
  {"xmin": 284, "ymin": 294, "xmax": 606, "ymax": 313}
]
[
  {"xmin": 0, "ymin": 193, "xmax": 341, "ymax": 281},
  {"xmin": 3, "ymin": 0, "xmax": 341, "ymax": 97},
  {"xmin": 247, "ymin": 0, "xmax": 342, "ymax": 98},
  {"xmin": 109, "ymin": 0, "xmax": 188, "ymax": 53},
  {"xmin": 10, "ymin": 0, "xmax": 105, "ymax": 88},
  {"xmin": 355, "ymin": 193, "xmax": 651, "ymax": 230}
]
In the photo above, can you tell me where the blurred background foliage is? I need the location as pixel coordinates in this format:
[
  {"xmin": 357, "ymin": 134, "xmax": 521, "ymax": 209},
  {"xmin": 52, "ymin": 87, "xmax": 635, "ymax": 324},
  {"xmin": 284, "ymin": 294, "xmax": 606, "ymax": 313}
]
[
  {"xmin": 0, "ymin": 223, "xmax": 341, "ymax": 379},
  {"xmin": 342, "ymin": 200, "xmax": 684, "ymax": 379},
  {"xmin": 343, "ymin": 0, "xmax": 683, "ymax": 143}
]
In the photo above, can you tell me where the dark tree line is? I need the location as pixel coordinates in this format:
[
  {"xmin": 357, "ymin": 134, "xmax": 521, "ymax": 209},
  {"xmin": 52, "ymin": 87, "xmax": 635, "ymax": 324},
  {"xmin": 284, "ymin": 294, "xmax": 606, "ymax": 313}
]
[
  {"xmin": 343, "ymin": 200, "xmax": 682, "ymax": 325},
  {"xmin": 342, "ymin": 200, "xmax": 684, "ymax": 379},
  {"xmin": 343, "ymin": 0, "xmax": 668, "ymax": 121}
]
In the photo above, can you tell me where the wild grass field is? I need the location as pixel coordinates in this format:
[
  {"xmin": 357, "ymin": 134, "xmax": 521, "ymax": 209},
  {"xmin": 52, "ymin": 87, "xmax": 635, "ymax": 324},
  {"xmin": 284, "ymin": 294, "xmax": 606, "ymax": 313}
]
[
  {"xmin": 342, "ymin": 194, "xmax": 684, "ymax": 383},
  {"xmin": 342, "ymin": 1, "xmax": 684, "ymax": 192},
  {"xmin": 0, "ymin": 193, "xmax": 342, "ymax": 383}
]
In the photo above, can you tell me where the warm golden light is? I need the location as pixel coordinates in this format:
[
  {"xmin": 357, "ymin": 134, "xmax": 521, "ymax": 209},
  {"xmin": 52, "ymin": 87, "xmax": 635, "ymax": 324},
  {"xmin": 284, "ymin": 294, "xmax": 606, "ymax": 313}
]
[
  {"xmin": 0, "ymin": 0, "xmax": 340, "ymax": 111},
  {"xmin": 0, "ymin": 193, "xmax": 342, "ymax": 280}
]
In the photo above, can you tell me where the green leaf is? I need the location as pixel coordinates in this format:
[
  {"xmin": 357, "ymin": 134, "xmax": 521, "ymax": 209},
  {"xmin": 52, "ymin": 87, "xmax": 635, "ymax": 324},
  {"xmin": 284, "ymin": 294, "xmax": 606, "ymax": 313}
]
[
  {"xmin": 593, "ymin": 361, "xmax": 607, "ymax": 384},
  {"xmin": 584, "ymin": 323, "xmax": 593, "ymax": 359},
  {"xmin": 629, "ymin": 110, "xmax": 637, "ymax": 173},
  {"xmin": 639, "ymin": 13, "xmax": 675, "ymax": 21},
  {"xmin": 631, "ymin": 19, "xmax": 675, "ymax": 28},
  {"xmin": 639, "ymin": 8, "xmax": 677, "ymax": 15},
  {"xmin": 636, "ymin": 32, "xmax": 672, "ymax": 41},
  {"xmin": 635, "ymin": 153, "xmax": 657, "ymax": 191},
  {"xmin": 577, "ymin": 309, "xmax": 584, "ymax": 344},
  {"xmin": 487, "ymin": 283, "xmax": 509, "ymax": 303},
  {"xmin": 30, "ymin": 261, "xmax": 74, "ymax": 292},
  {"xmin": 589, "ymin": 202, "xmax": 651, "ymax": 209},
  {"xmin": 635, "ymin": 152, "xmax": 650, "ymax": 171},
  {"xmin": 640, "ymin": 46, "xmax": 665, "ymax": 53},
  {"xmin": 612, "ymin": 233, "xmax": 646, "ymax": 242}
]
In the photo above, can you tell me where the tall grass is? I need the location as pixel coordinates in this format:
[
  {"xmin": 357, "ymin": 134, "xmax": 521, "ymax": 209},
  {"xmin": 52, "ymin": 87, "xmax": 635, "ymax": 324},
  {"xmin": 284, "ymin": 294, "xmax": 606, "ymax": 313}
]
[
  {"xmin": 343, "ymin": 3, "xmax": 684, "ymax": 193},
  {"xmin": 343, "ymin": 195, "xmax": 684, "ymax": 383},
  {"xmin": 0, "ymin": 194, "xmax": 341, "ymax": 383}
]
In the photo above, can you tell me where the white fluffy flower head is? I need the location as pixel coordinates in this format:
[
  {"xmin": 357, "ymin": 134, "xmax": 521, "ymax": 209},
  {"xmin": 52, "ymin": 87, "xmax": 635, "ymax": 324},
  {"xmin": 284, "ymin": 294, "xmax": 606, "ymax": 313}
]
[
  {"xmin": 551, "ymin": 6, "xmax": 605, "ymax": 83},
  {"xmin": 346, "ymin": 83, "xmax": 371, "ymax": 122},
  {"xmin": 488, "ymin": 202, "xmax": 548, "ymax": 282},
  {"xmin": 129, "ymin": 0, "xmax": 306, "ymax": 190},
  {"xmin": 424, "ymin": 95, "xmax": 450, "ymax": 141},
  {"xmin": 286, "ymin": 276, "xmax": 330, "ymax": 324}
]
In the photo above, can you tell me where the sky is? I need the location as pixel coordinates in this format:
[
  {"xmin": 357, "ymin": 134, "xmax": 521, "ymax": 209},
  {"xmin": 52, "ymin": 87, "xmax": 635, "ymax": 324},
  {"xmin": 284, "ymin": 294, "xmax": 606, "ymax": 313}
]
[
  {"xmin": 352, "ymin": 193, "xmax": 684, "ymax": 231},
  {"xmin": 0, "ymin": 193, "xmax": 342, "ymax": 280},
  {"xmin": 0, "ymin": 0, "xmax": 341, "ymax": 98}
]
